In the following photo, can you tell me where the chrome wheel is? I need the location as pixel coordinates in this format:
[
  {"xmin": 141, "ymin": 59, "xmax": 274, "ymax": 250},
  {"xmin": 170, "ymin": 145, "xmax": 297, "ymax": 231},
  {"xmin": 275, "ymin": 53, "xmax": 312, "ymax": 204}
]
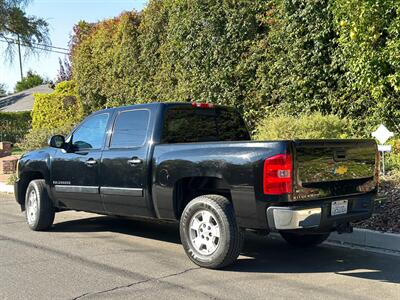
[
  {"xmin": 26, "ymin": 189, "xmax": 38, "ymax": 225},
  {"xmin": 189, "ymin": 210, "xmax": 220, "ymax": 255}
]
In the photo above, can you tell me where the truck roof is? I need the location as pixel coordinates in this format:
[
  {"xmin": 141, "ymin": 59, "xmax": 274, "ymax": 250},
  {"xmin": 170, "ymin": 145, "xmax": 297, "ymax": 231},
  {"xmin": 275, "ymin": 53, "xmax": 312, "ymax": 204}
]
[{"xmin": 92, "ymin": 102, "xmax": 228, "ymax": 115}]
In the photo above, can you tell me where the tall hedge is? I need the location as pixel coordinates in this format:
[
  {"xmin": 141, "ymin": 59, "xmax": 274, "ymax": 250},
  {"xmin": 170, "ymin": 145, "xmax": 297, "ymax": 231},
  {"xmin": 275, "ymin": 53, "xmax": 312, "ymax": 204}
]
[
  {"xmin": 32, "ymin": 81, "xmax": 84, "ymax": 129},
  {"xmin": 70, "ymin": 0, "xmax": 400, "ymax": 135},
  {"xmin": 332, "ymin": 0, "xmax": 400, "ymax": 133},
  {"xmin": 71, "ymin": 1, "xmax": 269, "ymax": 128},
  {"xmin": 0, "ymin": 111, "xmax": 31, "ymax": 143},
  {"xmin": 72, "ymin": 12, "xmax": 142, "ymax": 112}
]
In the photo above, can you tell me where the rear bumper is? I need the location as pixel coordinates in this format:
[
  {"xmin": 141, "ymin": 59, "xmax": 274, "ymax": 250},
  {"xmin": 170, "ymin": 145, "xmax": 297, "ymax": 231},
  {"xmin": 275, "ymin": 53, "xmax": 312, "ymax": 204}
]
[
  {"xmin": 266, "ymin": 192, "xmax": 375, "ymax": 233},
  {"xmin": 267, "ymin": 206, "xmax": 321, "ymax": 230}
]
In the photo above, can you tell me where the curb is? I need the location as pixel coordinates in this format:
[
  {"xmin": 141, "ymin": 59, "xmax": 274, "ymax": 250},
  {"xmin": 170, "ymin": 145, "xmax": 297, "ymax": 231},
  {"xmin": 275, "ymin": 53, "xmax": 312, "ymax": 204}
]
[
  {"xmin": 0, "ymin": 182, "xmax": 14, "ymax": 194},
  {"xmin": 326, "ymin": 228, "xmax": 400, "ymax": 255}
]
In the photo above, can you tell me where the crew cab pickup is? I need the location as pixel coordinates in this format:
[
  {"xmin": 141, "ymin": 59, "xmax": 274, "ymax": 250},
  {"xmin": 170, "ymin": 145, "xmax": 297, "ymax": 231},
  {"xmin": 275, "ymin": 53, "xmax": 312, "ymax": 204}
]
[{"xmin": 15, "ymin": 102, "xmax": 378, "ymax": 268}]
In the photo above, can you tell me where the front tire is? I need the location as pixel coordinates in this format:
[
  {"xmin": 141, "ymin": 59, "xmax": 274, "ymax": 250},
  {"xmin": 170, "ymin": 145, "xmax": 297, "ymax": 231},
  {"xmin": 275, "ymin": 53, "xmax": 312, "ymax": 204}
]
[
  {"xmin": 280, "ymin": 232, "xmax": 330, "ymax": 248},
  {"xmin": 180, "ymin": 195, "xmax": 244, "ymax": 269},
  {"xmin": 25, "ymin": 179, "xmax": 55, "ymax": 231}
]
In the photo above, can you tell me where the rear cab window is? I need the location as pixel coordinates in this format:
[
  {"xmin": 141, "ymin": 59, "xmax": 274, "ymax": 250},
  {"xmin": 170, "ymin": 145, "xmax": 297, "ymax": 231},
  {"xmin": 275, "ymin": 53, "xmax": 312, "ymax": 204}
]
[{"xmin": 161, "ymin": 105, "xmax": 250, "ymax": 144}]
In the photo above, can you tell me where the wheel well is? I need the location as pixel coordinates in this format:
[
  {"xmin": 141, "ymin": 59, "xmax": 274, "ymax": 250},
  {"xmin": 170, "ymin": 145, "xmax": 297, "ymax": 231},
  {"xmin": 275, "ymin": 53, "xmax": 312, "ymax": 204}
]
[
  {"xmin": 174, "ymin": 177, "xmax": 232, "ymax": 220},
  {"xmin": 17, "ymin": 171, "xmax": 44, "ymax": 209}
]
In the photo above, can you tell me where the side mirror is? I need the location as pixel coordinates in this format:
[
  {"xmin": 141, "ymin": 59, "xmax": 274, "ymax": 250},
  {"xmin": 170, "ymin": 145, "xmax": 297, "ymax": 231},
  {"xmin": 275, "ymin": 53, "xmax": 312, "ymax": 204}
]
[{"xmin": 48, "ymin": 135, "xmax": 65, "ymax": 148}]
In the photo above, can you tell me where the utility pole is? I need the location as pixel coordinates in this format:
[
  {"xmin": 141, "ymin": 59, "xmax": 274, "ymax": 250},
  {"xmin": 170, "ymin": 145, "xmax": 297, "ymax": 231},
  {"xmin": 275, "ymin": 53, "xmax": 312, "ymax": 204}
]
[{"xmin": 17, "ymin": 35, "xmax": 23, "ymax": 80}]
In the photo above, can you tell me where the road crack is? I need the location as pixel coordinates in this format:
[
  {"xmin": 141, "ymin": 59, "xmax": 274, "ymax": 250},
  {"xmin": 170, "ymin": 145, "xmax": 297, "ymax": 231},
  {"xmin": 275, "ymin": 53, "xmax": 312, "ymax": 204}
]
[{"xmin": 71, "ymin": 267, "xmax": 202, "ymax": 300}]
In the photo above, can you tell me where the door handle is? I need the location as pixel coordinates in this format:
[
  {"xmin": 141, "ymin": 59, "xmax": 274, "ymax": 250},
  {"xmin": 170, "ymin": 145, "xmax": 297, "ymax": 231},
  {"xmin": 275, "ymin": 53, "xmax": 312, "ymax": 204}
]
[
  {"xmin": 85, "ymin": 158, "xmax": 97, "ymax": 167},
  {"xmin": 127, "ymin": 157, "xmax": 142, "ymax": 166}
]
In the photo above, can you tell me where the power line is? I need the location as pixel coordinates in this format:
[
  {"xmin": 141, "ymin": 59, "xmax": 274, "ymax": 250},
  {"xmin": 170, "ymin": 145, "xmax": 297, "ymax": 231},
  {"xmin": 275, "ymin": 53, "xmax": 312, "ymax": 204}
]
[
  {"xmin": 0, "ymin": 37, "xmax": 69, "ymax": 51},
  {"xmin": 0, "ymin": 38, "xmax": 69, "ymax": 55}
]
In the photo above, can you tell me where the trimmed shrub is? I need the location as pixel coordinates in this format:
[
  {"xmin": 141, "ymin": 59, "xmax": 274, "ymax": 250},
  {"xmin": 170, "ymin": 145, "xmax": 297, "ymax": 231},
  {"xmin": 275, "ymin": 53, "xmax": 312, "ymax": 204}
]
[
  {"xmin": 32, "ymin": 80, "xmax": 84, "ymax": 129},
  {"xmin": 254, "ymin": 113, "xmax": 354, "ymax": 140},
  {"xmin": 17, "ymin": 125, "xmax": 72, "ymax": 152},
  {"xmin": 0, "ymin": 111, "xmax": 31, "ymax": 143}
]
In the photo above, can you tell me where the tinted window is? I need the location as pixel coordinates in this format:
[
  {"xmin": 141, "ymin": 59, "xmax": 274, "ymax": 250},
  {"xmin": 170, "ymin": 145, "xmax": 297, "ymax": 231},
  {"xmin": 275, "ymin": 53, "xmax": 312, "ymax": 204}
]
[
  {"xmin": 161, "ymin": 106, "xmax": 250, "ymax": 143},
  {"xmin": 110, "ymin": 110, "xmax": 150, "ymax": 148},
  {"xmin": 72, "ymin": 113, "xmax": 109, "ymax": 150}
]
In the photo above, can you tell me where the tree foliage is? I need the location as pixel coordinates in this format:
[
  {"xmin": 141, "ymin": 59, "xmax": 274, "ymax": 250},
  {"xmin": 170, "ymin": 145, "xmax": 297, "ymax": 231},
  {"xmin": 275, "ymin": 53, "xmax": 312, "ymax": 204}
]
[
  {"xmin": 72, "ymin": 13, "xmax": 141, "ymax": 112},
  {"xmin": 0, "ymin": 83, "xmax": 7, "ymax": 97},
  {"xmin": 0, "ymin": 0, "xmax": 50, "ymax": 61},
  {"xmin": 253, "ymin": 0, "xmax": 339, "ymax": 115},
  {"xmin": 332, "ymin": 0, "xmax": 400, "ymax": 133},
  {"xmin": 14, "ymin": 70, "xmax": 43, "ymax": 92}
]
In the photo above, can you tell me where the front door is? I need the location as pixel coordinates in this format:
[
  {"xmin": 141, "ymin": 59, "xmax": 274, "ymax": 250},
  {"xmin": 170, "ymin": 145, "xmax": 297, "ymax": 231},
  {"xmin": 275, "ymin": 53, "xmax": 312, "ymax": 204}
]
[
  {"xmin": 100, "ymin": 109, "xmax": 152, "ymax": 217},
  {"xmin": 51, "ymin": 112, "xmax": 110, "ymax": 212}
]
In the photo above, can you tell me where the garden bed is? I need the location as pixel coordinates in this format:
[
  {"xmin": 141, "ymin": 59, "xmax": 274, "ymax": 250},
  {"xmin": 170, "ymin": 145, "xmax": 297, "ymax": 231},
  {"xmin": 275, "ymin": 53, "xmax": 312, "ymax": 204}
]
[{"xmin": 355, "ymin": 177, "xmax": 400, "ymax": 234}]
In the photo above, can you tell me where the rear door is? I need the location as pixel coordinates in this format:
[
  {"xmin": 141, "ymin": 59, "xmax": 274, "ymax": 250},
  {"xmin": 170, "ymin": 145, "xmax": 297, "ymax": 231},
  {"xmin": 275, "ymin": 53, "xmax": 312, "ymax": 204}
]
[{"xmin": 100, "ymin": 108, "xmax": 152, "ymax": 217}]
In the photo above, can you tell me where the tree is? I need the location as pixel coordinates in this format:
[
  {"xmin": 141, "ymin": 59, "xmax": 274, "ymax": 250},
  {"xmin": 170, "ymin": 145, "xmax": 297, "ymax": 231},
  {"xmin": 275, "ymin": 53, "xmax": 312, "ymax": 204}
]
[
  {"xmin": 56, "ymin": 57, "xmax": 72, "ymax": 83},
  {"xmin": 14, "ymin": 70, "xmax": 43, "ymax": 92},
  {"xmin": 0, "ymin": 83, "xmax": 7, "ymax": 97},
  {"xmin": 0, "ymin": 0, "xmax": 50, "ymax": 63}
]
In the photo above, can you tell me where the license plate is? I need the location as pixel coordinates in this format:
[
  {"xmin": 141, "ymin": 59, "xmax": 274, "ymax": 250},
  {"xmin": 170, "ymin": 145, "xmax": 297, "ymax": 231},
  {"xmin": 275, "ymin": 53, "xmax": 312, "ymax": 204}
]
[{"xmin": 331, "ymin": 200, "xmax": 348, "ymax": 216}]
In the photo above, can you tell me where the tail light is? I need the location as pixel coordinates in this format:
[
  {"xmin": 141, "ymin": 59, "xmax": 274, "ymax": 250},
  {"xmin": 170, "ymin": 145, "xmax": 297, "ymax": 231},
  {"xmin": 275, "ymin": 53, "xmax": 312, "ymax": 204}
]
[
  {"xmin": 192, "ymin": 102, "xmax": 214, "ymax": 109},
  {"xmin": 263, "ymin": 154, "xmax": 292, "ymax": 195}
]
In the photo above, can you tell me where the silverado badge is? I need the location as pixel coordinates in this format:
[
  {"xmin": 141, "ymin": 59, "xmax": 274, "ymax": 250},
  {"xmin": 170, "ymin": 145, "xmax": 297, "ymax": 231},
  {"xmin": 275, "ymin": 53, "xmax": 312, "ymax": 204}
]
[{"xmin": 334, "ymin": 165, "xmax": 348, "ymax": 175}]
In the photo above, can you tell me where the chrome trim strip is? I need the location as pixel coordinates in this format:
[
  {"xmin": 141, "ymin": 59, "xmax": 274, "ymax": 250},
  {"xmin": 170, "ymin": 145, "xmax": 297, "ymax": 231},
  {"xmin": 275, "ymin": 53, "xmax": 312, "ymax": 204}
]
[
  {"xmin": 54, "ymin": 185, "xmax": 99, "ymax": 194},
  {"xmin": 100, "ymin": 187, "xmax": 143, "ymax": 197}
]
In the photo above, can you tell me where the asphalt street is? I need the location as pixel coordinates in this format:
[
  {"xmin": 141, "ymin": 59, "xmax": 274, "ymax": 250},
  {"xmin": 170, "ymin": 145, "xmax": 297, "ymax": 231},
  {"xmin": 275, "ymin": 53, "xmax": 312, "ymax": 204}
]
[{"xmin": 1, "ymin": 192, "xmax": 400, "ymax": 300}]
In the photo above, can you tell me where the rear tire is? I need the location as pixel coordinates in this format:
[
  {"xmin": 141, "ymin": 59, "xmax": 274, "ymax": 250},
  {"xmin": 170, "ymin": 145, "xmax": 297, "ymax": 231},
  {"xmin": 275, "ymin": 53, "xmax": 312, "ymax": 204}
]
[
  {"xmin": 180, "ymin": 195, "xmax": 244, "ymax": 269},
  {"xmin": 25, "ymin": 179, "xmax": 55, "ymax": 231},
  {"xmin": 280, "ymin": 232, "xmax": 330, "ymax": 248}
]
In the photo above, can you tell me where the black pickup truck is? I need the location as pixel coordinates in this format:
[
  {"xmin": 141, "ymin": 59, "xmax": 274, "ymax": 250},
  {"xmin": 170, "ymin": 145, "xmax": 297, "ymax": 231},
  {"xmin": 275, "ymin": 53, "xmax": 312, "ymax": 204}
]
[{"xmin": 15, "ymin": 102, "xmax": 378, "ymax": 268}]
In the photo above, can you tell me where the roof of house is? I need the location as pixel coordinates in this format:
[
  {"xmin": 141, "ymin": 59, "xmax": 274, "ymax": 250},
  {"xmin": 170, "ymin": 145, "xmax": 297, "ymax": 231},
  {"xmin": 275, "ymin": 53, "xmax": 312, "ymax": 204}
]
[{"xmin": 0, "ymin": 85, "xmax": 54, "ymax": 112}]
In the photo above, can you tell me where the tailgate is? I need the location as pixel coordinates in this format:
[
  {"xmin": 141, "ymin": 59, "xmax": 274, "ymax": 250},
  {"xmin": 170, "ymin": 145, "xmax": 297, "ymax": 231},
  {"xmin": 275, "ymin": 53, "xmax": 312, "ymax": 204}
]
[{"xmin": 293, "ymin": 139, "xmax": 377, "ymax": 201}]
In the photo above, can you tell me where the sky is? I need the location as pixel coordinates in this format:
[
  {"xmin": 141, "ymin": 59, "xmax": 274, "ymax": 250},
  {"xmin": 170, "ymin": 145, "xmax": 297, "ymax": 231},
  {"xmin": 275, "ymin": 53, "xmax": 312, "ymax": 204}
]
[{"xmin": 0, "ymin": 0, "xmax": 147, "ymax": 93}]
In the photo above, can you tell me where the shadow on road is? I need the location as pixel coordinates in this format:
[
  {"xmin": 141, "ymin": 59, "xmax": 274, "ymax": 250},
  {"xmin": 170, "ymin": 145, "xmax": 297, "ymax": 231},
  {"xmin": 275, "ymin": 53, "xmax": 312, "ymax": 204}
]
[{"xmin": 52, "ymin": 215, "xmax": 400, "ymax": 284}]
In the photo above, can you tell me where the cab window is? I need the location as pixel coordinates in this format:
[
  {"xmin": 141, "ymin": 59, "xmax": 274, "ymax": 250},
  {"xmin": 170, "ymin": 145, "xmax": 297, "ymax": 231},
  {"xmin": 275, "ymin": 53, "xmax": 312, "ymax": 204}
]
[{"xmin": 72, "ymin": 113, "xmax": 109, "ymax": 150}]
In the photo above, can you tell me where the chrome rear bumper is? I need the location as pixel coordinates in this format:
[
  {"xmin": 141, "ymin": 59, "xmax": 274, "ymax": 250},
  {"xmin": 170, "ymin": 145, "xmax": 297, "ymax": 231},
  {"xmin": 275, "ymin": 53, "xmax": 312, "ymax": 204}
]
[{"xmin": 266, "ymin": 206, "xmax": 321, "ymax": 230}]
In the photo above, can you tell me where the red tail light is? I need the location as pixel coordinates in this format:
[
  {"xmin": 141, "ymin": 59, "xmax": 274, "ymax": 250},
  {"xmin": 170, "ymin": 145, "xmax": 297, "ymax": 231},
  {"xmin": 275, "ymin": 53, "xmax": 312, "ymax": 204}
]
[
  {"xmin": 263, "ymin": 154, "xmax": 292, "ymax": 195},
  {"xmin": 192, "ymin": 102, "xmax": 214, "ymax": 109}
]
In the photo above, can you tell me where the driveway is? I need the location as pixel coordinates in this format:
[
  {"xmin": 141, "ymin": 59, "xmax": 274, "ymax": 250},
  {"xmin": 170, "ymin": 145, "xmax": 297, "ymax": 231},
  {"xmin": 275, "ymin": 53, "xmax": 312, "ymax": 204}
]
[{"xmin": 1, "ymin": 193, "xmax": 399, "ymax": 299}]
